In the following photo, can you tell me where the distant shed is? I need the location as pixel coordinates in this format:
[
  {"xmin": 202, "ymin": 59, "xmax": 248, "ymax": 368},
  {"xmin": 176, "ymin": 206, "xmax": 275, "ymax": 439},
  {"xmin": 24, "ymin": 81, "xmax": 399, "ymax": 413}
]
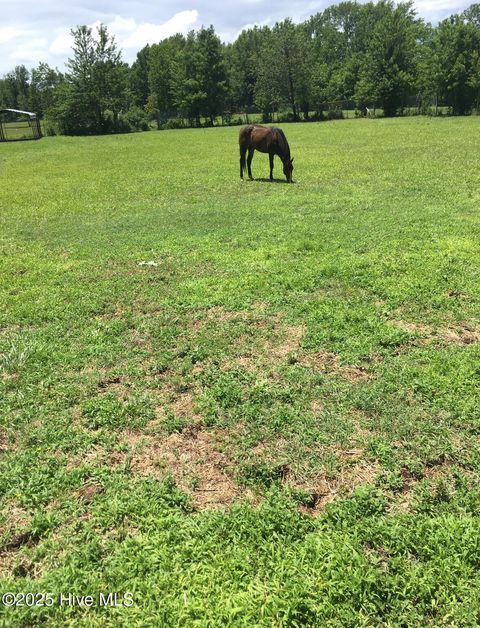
[{"xmin": 0, "ymin": 109, "xmax": 42, "ymax": 141}]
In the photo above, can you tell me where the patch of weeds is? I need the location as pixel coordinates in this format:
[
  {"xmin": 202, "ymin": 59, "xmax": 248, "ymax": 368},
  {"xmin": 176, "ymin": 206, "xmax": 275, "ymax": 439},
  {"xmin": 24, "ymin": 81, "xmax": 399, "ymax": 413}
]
[
  {"xmin": 81, "ymin": 393, "xmax": 127, "ymax": 429},
  {"xmin": 124, "ymin": 394, "xmax": 155, "ymax": 427},
  {"xmin": 80, "ymin": 393, "xmax": 153, "ymax": 430},
  {"xmin": 367, "ymin": 437, "xmax": 396, "ymax": 467},
  {"xmin": 163, "ymin": 407, "xmax": 190, "ymax": 435},
  {"xmin": 325, "ymin": 485, "xmax": 388, "ymax": 525},
  {"xmin": 238, "ymin": 461, "xmax": 288, "ymax": 489},
  {"xmin": 208, "ymin": 369, "xmax": 249, "ymax": 409},
  {"xmin": 0, "ymin": 334, "xmax": 47, "ymax": 376},
  {"xmin": 148, "ymin": 352, "xmax": 174, "ymax": 375}
]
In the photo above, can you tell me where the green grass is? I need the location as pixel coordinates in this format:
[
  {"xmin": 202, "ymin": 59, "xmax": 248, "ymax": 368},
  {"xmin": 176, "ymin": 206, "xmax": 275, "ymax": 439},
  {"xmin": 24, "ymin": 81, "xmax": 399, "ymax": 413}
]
[{"xmin": 1, "ymin": 117, "xmax": 480, "ymax": 625}]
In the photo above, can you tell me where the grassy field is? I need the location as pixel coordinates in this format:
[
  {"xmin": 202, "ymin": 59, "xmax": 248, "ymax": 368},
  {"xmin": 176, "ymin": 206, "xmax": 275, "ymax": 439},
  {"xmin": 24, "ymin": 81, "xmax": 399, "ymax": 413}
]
[{"xmin": 1, "ymin": 117, "xmax": 480, "ymax": 625}]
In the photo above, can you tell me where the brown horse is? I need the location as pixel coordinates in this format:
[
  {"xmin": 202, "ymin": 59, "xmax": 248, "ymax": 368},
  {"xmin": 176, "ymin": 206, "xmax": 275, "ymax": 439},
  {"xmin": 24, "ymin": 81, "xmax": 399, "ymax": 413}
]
[{"xmin": 239, "ymin": 124, "xmax": 294, "ymax": 183}]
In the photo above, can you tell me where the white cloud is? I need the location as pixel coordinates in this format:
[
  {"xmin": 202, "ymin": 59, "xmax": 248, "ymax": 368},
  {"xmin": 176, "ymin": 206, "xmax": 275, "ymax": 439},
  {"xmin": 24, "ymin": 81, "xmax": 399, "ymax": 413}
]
[
  {"xmin": 108, "ymin": 16, "xmax": 137, "ymax": 36},
  {"xmin": 120, "ymin": 10, "xmax": 199, "ymax": 49},
  {"xmin": 234, "ymin": 17, "xmax": 273, "ymax": 39},
  {"xmin": 46, "ymin": 10, "xmax": 199, "ymax": 67},
  {"xmin": 0, "ymin": 27, "xmax": 25, "ymax": 44},
  {"xmin": 49, "ymin": 31, "xmax": 74, "ymax": 55},
  {"xmin": 9, "ymin": 37, "xmax": 49, "ymax": 65},
  {"xmin": 414, "ymin": 0, "xmax": 466, "ymax": 22}
]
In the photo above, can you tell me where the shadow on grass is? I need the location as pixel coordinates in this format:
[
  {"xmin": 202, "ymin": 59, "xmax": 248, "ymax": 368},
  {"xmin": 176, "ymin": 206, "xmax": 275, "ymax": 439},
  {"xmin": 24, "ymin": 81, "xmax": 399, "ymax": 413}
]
[{"xmin": 251, "ymin": 178, "xmax": 297, "ymax": 184}]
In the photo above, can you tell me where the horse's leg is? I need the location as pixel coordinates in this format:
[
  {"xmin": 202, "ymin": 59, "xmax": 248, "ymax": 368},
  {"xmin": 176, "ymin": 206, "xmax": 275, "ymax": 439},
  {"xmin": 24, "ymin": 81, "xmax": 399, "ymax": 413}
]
[
  {"xmin": 269, "ymin": 153, "xmax": 274, "ymax": 180},
  {"xmin": 240, "ymin": 146, "xmax": 247, "ymax": 180},
  {"xmin": 247, "ymin": 148, "xmax": 254, "ymax": 180}
]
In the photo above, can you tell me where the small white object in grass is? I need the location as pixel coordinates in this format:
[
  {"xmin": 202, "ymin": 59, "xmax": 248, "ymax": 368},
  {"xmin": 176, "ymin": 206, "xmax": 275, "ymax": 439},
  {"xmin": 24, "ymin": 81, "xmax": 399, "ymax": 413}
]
[{"xmin": 138, "ymin": 261, "xmax": 158, "ymax": 266}]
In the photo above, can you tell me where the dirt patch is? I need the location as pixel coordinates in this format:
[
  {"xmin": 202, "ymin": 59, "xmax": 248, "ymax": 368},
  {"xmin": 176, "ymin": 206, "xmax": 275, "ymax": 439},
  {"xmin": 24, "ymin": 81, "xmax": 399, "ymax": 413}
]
[
  {"xmin": 423, "ymin": 454, "xmax": 456, "ymax": 479},
  {"xmin": 391, "ymin": 319, "xmax": 480, "ymax": 347},
  {"xmin": 0, "ymin": 505, "xmax": 38, "ymax": 577},
  {"xmin": 310, "ymin": 399, "xmax": 324, "ymax": 413},
  {"xmin": 1, "ymin": 529, "xmax": 39, "ymax": 553},
  {"xmin": 77, "ymin": 483, "xmax": 104, "ymax": 504},
  {"xmin": 341, "ymin": 364, "xmax": 370, "ymax": 382},
  {"xmin": 188, "ymin": 306, "xmax": 253, "ymax": 332},
  {"xmin": 0, "ymin": 505, "xmax": 30, "ymax": 541},
  {"xmin": 348, "ymin": 409, "xmax": 376, "ymax": 443},
  {"xmin": 440, "ymin": 327, "xmax": 480, "ymax": 345},
  {"xmin": 246, "ymin": 435, "xmax": 379, "ymax": 516},
  {"xmin": 392, "ymin": 320, "xmax": 433, "ymax": 335},
  {"xmin": 250, "ymin": 438, "xmax": 290, "ymax": 459},
  {"xmin": 301, "ymin": 351, "xmax": 371, "ymax": 382},
  {"xmin": 187, "ymin": 309, "xmax": 370, "ymax": 384},
  {"xmin": 388, "ymin": 456, "xmax": 460, "ymax": 514},
  {"xmin": 168, "ymin": 392, "xmax": 197, "ymax": 418},
  {"xmin": 95, "ymin": 307, "xmax": 125, "ymax": 322},
  {"xmin": 228, "ymin": 354, "xmax": 258, "ymax": 374},
  {"xmin": 97, "ymin": 375, "xmax": 131, "ymax": 399},
  {"xmin": 126, "ymin": 427, "xmax": 245, "ymax": 509},
  {"xmin": 97, "ymin": 375, "xmax": 123, "ymax": 389},
  {"xmin": 1, "ymin": 372, "xmax": 19, "ymax": 382},
  {"xmin": 130, "ymin": 328, "xmax": 152, "ymax": 351},
  {"xmin": 269, "ymin": 325, "xmax": 304, "ymax": 360},
  {"xmin": 64, "ymin": 443, "xmax": 110, "ymax": 471},
  {"xmin": 0, "ymin": 429, "xmax": 14, "ymax": 454},
  {"xmin": 205, "ymin": 306, "xmax": 247, "ymax": 324},
  {"xmin": 298, "ymin": 458, "xmax": 380, "ymax": 516}
]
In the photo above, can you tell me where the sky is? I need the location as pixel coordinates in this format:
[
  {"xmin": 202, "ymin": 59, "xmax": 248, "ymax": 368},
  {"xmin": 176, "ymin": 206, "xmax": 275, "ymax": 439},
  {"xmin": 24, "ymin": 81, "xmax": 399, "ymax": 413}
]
[{"xmin": 0, "ymin": 0, "xmax": 472, "ymax": 75}]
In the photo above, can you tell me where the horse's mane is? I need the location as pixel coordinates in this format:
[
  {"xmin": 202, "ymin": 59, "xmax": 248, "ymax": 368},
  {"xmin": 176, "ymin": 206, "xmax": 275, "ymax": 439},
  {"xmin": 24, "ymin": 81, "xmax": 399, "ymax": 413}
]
[{"xmin": 273, "ymin": 127, "xmax": 291, "ymax": 161}]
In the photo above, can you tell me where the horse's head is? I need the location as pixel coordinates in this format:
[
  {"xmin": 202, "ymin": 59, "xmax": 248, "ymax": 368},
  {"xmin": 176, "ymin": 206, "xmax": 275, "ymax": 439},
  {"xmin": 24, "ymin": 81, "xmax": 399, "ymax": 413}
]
[{"xmin": 283, "ymin": 157, "xmax": 294, "ymax": 183}]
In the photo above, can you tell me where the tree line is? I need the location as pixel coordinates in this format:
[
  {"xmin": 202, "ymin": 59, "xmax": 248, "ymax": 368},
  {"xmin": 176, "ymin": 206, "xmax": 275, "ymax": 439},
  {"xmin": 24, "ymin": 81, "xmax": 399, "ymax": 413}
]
[{"xmin": 1, "ymin": 0, "xmax": 480, "ymax": 135}]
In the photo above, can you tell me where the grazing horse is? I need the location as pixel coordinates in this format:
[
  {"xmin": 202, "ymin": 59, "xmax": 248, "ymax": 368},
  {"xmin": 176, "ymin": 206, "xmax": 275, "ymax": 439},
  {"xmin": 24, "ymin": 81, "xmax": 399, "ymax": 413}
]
[{"xmin": 239, "ymin": 124, "xmax": 294, "ymax": 183}]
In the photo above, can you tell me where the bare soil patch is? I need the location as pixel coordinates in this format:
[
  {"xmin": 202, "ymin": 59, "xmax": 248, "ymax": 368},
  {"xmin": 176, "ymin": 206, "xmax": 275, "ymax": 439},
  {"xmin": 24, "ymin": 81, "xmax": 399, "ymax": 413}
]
[
  {"xmin": 0, "ymin": 505, "xmax": 37, "ymax": 577},
  {"xmin": 298, "ymin": 458, "xmax": 380, "ymax": 516},
  {"xmin": 391, "ymin": 319, "xmax": 480, "ymax": 347},
  {"xmin": 269, "ymin": 324, "xmax": 304, "ymax": 359},
  {"xmin": 126, "ymin": 427, "xmax": 245, "ymax": 509},
  {"xmin": 300, "ymin": 351, "xmax": 371, "ymax": 382},
  {"xmin": 168, "ymin": 391, "xmax": 197, "ymax": 418}
]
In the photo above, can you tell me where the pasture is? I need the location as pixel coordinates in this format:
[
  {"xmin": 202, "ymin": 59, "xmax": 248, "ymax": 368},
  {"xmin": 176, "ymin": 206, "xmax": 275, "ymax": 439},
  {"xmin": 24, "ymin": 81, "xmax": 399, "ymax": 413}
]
[{"xmin": 1, "ymin": 117, "xmax": 480, "ymax": 625}]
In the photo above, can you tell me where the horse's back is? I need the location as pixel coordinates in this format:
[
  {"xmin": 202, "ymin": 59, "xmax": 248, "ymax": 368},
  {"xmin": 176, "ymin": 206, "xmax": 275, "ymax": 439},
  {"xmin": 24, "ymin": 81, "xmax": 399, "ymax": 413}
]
[{"xmin": 240, "ymin": 124, "xmax": 274, "ymax": 152}]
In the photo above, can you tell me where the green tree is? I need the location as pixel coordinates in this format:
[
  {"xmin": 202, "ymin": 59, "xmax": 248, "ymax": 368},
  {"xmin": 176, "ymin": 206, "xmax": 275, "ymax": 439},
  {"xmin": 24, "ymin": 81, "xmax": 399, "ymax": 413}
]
[
  {"xmin": 414, "ymin": 25, "xmax": 440, "ymax": 113},
  {"xmin": 196, "ymin": 26, "xmax": 228, "ymax": 124},
  {"xmin": 254, "ymin": 30, "xmax": 283, "ymax": 120},
  {"xmin": 28, "ymin": 63, "xmax": 64, "ymax": 117},
  {"xmin": 130, "ymin": 45, "xmax": 151, "ymax": 108},
  {"xmin": 462, "ymin": 3, "xmax": 480, "ymax": 26},
  {"xmin": 226, "ymin": 26, "xmax": 271, "ymax": 113},
  {"xmin": 355, "ymin": 2, "xmax": 419, "ymax": 116},
  {"xmin": 435, "ymin": 14, "xmax": 480, "ymax": 114},
  {"xmin": 254, "ymin": 20, "xmax": 311, "ymax": 120},
  {"xmin": 170, "ymin": 27, "xmax": 227, "ymax": 125},
  {"xmin": 147, "ymin": 35, "xmax": 185, "ymax": 127},
  {"xmin": 2, "ymin": 65, "xmax": 30, "ymax": 110},
  {"xmin": 55, "ymin": 24, "xmax": 130, "ymax": 134},
  {"xmin": 468, "ymin": 49, "xmax": 480, "ymax": 112},
  {"xmin": 93, "ymin": 24, "xmax": 130, "ymax": 126}
]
